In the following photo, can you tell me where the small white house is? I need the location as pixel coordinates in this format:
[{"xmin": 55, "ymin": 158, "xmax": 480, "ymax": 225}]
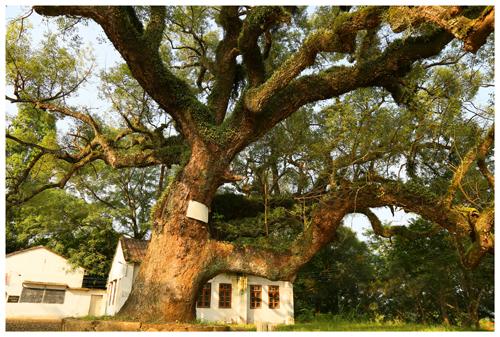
[
  {"xmin": 106, "ymin": 237, "xmax": 294, "ymax": 324},
  {"xmin": 6, "ymin": 246, "xmax": 106, "ymax": 319}
]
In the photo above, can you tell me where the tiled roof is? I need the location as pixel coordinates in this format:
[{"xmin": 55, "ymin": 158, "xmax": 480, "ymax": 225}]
[{"xmin": 120, "ymin": 237, "xmax": 149, "ymax": 263}]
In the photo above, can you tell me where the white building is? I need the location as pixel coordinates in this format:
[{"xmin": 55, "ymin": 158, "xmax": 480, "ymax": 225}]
[
  {"xmin": 6, "ymin": 246, "xmax": 106, "ymax": 319},
  {"xmin": 106, "ymin": 237, "xmax": 294, "ymax": 324}
]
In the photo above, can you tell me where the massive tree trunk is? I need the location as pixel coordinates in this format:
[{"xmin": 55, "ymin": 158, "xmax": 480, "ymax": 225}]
[{"xmin": 119, "ymin": 145, "xmax": 229, "ymax": 322}]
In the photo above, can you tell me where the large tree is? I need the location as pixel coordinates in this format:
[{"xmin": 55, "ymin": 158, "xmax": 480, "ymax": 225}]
[{"xmin": 6, "ymin": 6, "xmax": 494, "ymax": 322}]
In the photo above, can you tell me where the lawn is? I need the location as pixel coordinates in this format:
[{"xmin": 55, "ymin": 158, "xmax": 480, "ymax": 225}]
[{"xmin": 275, "ymin": 315, "xmax": 487, "ymax": 331}]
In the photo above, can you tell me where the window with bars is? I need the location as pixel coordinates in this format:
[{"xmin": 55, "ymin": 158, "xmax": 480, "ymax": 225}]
[
  {"xmin": 268, "ymin": 285, "xmax": 280, "ymax": 309},
  {"xmin": 218, "ymin": 283, "xmax": 232, "ymax": 308},
  {"xmin": 250, "ymin": 285, "xmax": 262, "ymax": 309},
  {"xmin": 196, "ymin": 283, "xmax": 211, "ymax": 308},
  {"xmin": 19, "ymin": 287, "xmax": 65, "ymax": 304}
]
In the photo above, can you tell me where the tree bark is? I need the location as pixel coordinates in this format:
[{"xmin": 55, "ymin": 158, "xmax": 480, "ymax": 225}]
[{"xmin": 118, "ymin": 145, "xmax": 229, "ymax": 322}]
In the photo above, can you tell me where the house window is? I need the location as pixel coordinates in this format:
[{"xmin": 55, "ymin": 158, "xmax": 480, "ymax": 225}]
[
  {"xmin": 43, "ymin": 289, "xmax": 66, "ymax": 304},
  {"xmin": 108, "ymin": 280, "xmax": 118, "ymax": 306},
  {"xmin": 196, "ymin": 283, "xmax": 211, "ymax": 308},
  {"xmin": 268, "ymin": 285, "xmax": 279, "ymax": 309},
  {"xmin": 112, "ymin": 280, "xmax": 118, "ymax": 304},
  {"xmin": 20, "ymin": 288, "xmax": 43, "ymax": 303},
  {"xmin": 250, "ymin": 285, "xmax": 262, "ymax": 309},
  {"xmin": 218, "ymin": 283, "xmax": 232, "ymax": 308},
  {"xmin": 19, "ymin": 287, "xmax": 65, "ymax": 304}
]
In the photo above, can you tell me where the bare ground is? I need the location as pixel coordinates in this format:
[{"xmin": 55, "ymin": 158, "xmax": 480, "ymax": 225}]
[{"xmin": 6, "ymin": 318, "xmax": 63, "ymax": 331}]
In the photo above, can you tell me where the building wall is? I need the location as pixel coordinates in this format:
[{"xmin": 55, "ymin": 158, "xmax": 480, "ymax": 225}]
[
  {"xmin": 105, "ymin": 241, "xmax": 136, "ymax": 315},
  {"xmin": 246, "ymin": 276, "xmax": 294, "ymax": 324},
  {"xmin": 196, "ymin": 274, "xmax": 247, "ymax": 324},
  {"xmin": 6, "ymin": 247, "xmax": 85, "ymax": 294},
  {"xmin": 195, "ymin": 274, "xmax": 294, "ymax": 324},
  {"xmin": 6, "ymin": 289, "xmax": 106, "ymax": 318},
  {"xmin": 5, "ymin": 247, "xmax": 106, "ymax": 318}
]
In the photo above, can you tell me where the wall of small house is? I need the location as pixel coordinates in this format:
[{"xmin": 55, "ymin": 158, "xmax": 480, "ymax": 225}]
[
  {"xmin": 246, "ymin": 276, "xmax": 294, "ymax": 325},
  {"xmin": 105, "ymin": 241, "xmax": 136, "ymax": 315},
  {"xmin": 5, "ymin": 247, "xmax": 106, "ymax": 318},
  {"xmin": 6, "ymin": 248, "xmax": 85, "ymax": 295},
  {"xmin": 195, "ymin": 274, "xmax": 294, "ymax": 324},
  {"xmin": 6, "ymin": 289, "xmax": 106, "ymax": 318},
  {"xmin": 196, "ymin": 274, "xmax": 247, "ymax": 324}
]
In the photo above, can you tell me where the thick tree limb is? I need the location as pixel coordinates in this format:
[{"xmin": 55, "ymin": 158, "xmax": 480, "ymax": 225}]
[
  {"xmin": 462, "ymin": 206, "xmax": 494, "ymax": 269},
  {"xmin": 207, "ymin": 7, "xmax": 241, "ymax": 124},
  {"xmin": 213, "ymin": 178, "xmax": 493, "ymax": 280},
  {"xmin": 244, "ymin": 7, "xmax": 385, "ymax": 113},
  {"xmin": 232, "ymin": 29, "xmax": 454, "ymax": 150},
  {"xmin": 33, "ymin": 6, "xmax": 209, "ymax": 145},
  {"xmin": 238, "ymin": 7, "xmax": 291, "ymax": 87},
  {"xmin": 387, "ymin": 6, "xmax": 494, "ymax": 53},
  {"xmin": 444, "ymin": 125, "xmax": 494, "ymax": 207}
]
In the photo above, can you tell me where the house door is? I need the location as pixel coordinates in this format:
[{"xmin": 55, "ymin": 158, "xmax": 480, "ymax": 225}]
[{"xmin": 89, "ymin": 295, "xmax": 103, "ymax": 316}]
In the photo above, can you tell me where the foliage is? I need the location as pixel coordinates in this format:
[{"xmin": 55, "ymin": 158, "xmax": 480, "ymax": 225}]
[
  {"xmin": 367, "ymin": 219, "xmax": 494, "ymax": 326},
  {"xmin": 7, "ymin": 189, "xmax": 118, "ymax": 276},
  {"xmin": 72, "ymin": 163, "xmax": 160, "ymax": 239},
  {"xmin": 294, "ymin": 227, "xmax": 375, "ymax": 317}
]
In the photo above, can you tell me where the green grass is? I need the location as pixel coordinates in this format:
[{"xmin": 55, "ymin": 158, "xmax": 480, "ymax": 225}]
[{"xmin": 276, "ymin": 315, "xmax": 481, "ymax": 331}]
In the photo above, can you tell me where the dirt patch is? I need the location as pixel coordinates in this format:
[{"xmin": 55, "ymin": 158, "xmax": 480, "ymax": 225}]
[
  {"xmin": 62, "ymin": 318, "xmax": 230, "ymax": 331},
  {"xmin": 6, "ymin": 318, "xmax": 62, "ymax": 331},
  {"xmin": 8, "ymin": 317, "xmax": 236, "ymax": 331}
]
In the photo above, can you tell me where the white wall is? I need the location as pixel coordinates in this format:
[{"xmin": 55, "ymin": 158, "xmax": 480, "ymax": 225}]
[
  {"xmin": 6, "ymin": 247, "xmax": 84, "ymax": 296},
  {"xmin": 5, "ymin": 247, "xmax": 106, "ymax": 318},
  {"xmin": 195, "ymin": 274, "xmax": 294, "ymax": 324},
  {"xmin": 196, "ymin": 274, "xmax": 247, "ymax": 324},
  {"xmin": 105, "ymin": 241, "xmax": 136, "ymax": 315},
  {"xmin": 246, "ymin": 276, "xmax": 294, "ymax": 324},
  {"xmin": 6, "ymin": 289, "xmax": 106, "ymax": 318}
]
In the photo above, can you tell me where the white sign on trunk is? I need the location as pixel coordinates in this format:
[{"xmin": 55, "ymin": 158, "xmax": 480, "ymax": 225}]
[{"xmin": 186, "ymin": 200, "xmax": 209, "ymax": 223}]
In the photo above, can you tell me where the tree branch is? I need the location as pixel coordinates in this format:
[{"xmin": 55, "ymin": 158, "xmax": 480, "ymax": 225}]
[
  {"xmin": 231, "ymin": 29, "xmax": 454, "ymax": 151},
  {"xmin": 7, "ymin": 150, "xmax": 100, "ymax": 206},
  {"xmin": 212, "ymin": 178, "xmax": 493, "ymax": 280},
  {"xmin": 360, "ymin": 207, "xmax": 440, "ymax": 239},
  {"xmin": 387, "ymin": 6, "xmax": 494, "ymax": 53},
  {"xmin": 444, "ymin": 124, "xmax": 494, "ymax": 207},
  {"xmin": 7, "ymin": 133, "xmax": 79, "ymax": 163},
  {"xmin": 33, "ymin": 6, "xmax": 210, "ymax": 146},
  {"xmin": 206, "ymin": 6, "xmax": 241, "ymax": 124},
  {"xmin": 238, "ymin": 7, "xmax": 291, "ymax": 87},
  {"xmin": 244, "ymin": 7, "xmax": 385, "ymax": 113}
]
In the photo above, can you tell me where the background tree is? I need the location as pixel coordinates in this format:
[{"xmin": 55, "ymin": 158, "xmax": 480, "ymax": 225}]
[
  {"xmin": 367, "ymin": 219, "xmax": 494, "ymax": 328},
  {"xmin": 6, "ymin": 6, "xmax": 494, "ymax": 322},
  {"xmin": 293, "ymin": 227, "xmax": 375, "ymax": 318}
]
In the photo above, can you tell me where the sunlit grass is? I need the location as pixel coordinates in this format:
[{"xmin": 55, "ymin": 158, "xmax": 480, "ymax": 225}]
[{"xmin": 276, "ymin": 315, "xmax": 482, "ymax": 331}]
